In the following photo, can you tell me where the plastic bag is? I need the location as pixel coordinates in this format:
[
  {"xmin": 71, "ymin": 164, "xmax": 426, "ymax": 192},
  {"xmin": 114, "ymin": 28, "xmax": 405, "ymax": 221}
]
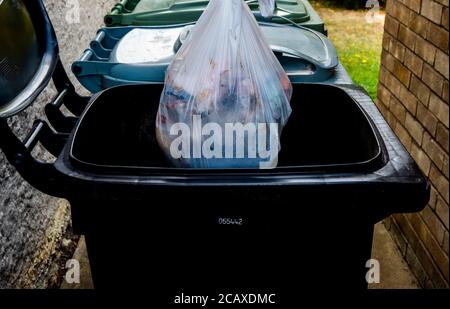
[
  {"xmin": 258, "ymin": 0, "xmax": 276, "ymax": 19},
  {"xmin": 156, "ymin": 0, "xmax": 292, "ymax": 169}
]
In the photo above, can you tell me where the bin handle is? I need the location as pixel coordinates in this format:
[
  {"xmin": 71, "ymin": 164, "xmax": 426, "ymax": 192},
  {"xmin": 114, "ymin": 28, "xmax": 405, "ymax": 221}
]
[
  {"xmin": 23, "ymin": 120, "xmax": 70, "ymax": 156},
  {"xmin": 44, "ymin": 86, "xmax": 79, "ymax": 133},
  {"xmin": 79, "ymin": 49, "xmax": 94, "ymax": 63},
  {"xmin": 0, "ymin": 118, "xmax": 67, "ymax": 197},
  {"xmin": 51, "ymin": 59, "xmax": 89, "ymax": 117}
]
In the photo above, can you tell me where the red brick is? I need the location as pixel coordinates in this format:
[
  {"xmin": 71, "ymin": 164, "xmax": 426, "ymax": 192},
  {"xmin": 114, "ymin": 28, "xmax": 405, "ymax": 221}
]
[
  {"xmin": 378, "ymin": 101, "xmax": 396, "ymax": 131},
  {"xmin": 383, "ymin": 109, "xmax": 397, "ymax": 128},
  {"xmin": 420, "ymin": 206, "xmax": 446, "ymax": 244},
  {"xmin": 443, "ymin": 231, "xmax": 449, "ymax": 256},
  {"xmin": 384, "ymin": 217, "xmax": 392, "ymax": 231},
  {"xmin": 409, "ymin": 213, "xmax": 449, "ymax": 283},
  {"xmin": 410, "ymin": 75, "xmax": 432, "ymax": 105},
  {"xmin": 442, "ymin": 155, "xmax": 449, "ymax": 179},
  {"xmin": 394, "ymin": 60, "xmax": 412, "ymax": 86},
  {"xmin": 411, "ymin": 141, "xmax": 432, "ymax": 175},
  {"xmin": 435, "ymin": 49, "xmax": 449, "ymax": 79},
  {"xmin": 421, "ymin": 0, "xmax": 444, "ymax": 24},
  {"xmin": 405, "ymin": 0, "xmax": 422, "ymax": 13},
  {"xmin": 422, "ymin": 64, "xmax": 445, "ymax": 95},
  {"xmin": 400, "ymin": 85, "xmax": 419, "ymax": 114},
  {"xmin": 415, "ymin": 36, "xmax": 437, "ymax": 64},
  {"xmin": 409, "ymin": 11, "xmax": 430, "ymax": 38},
  {"xmin": 404, "ymin": 48, "xmax": 424, "ymax": 77},
  {"xmin": 385, "ymin": 71, "xmax": 404, "ymax": 98},
  {"xmin": 427, "ymin": 242, "xmax": 450, "ymax": 284},
  {"xmin": 378, "ymin": 84, "xmax": 391, "ymax": 107},
  {"xmin": 379, "ymin": 67, "xmax": 389, "ymax": 85},
  {"xmin": 427, "ymin": 22, "xmax": 449, "ymax": 52},
  {"xmin": 382, "ymin": 50, "xmax": 396, "ymax": 72},
  {"xmin": 425, "ymin": 238, "xmax": 449, "ymax": 283},
  {"xmin": 436, "ymin": 122, "xmax": 449, "ymax": 152},
  {"xmin": 383, "ymin": 32, "xmax": 393, "ymax": 52},
  {"xmin": 390, "ymin": 216, "xmax": 409, "ymax": 256},
  {"xmin": 442, "ymin": 7, "xmax": 449, "ymax": 30},
  {"xmin": 405, "ymin": 240, "xmax": 431, "ymax": 286},
  {"xmin": 395, "ymin": 213, "xmax": 420, "ymax": 251},
  {"xmin": 385, "ymin": 15, "xmax": 400, "ymax": 37},
  {"xmin": 429, "ymin": 93, "xmax": 449, "ymax": 128},
  {"xmin": 406, "ymin": 212, "xmax": 430, "ymax": 248},
  {"xmin": 399, "ymin": 24, "xmax": 418, "ymax": 50},
  {"xmin": 443, "ymin": 81, "xmax": 449, "ymax": 103},
  {"xmin": 433, "ymin": 0, "xmax": 449, "ymax": 6},
  {"xmin": 423, "ymin": 131, "xmax": 447, "ymax": 168},
  {"xmin": 417, "ymin": 102, "xmax": 439, "ymax": 135},
  {"xmin": 390, "ymin": 95, "xmax": 407, "ymax": 123},
  {"xmin": 430, "ymin": 163, "xmax": 450, "ymax": 203},
  {"xmin": 389, "ymin": 39, "xmax": 406, "ymax": 61},
  {"xmin": 385, "ymin": 109, "xmax": 397, "ymax": 132},
  {"xmin": 375, "ymin": 96, "xmax": 383, "ymax": 109},
  {"xmin": 386, "ymin": 0, "xmax": 395, "ymax": 11},
  {"xmin": 429, "ymin": 186, "xmax": 439, "ymax": 209},
  {"xmin": 435, "ymin": 196, "xmax": 449, "ymax": 229},
  {"xmin": 392, "ymin": 1, "xmax": 413, "ymax": 25},
  {"xmin": 395, "ymin": 122, "xmax": 413, "ymax": 150},
  {"xmin": 405, "ymin": 112, "xmax": 425, "ymax": 144}
]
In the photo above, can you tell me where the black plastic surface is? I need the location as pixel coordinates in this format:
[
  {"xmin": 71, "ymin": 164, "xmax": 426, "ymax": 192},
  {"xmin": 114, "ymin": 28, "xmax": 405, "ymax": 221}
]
[
  {"xmin": 0, "ymin": 0, "xmax": 58, "ymax": 118},
  {"xmin": 70, "ymin": 83, "xmax": 384, "ymax": 173}
]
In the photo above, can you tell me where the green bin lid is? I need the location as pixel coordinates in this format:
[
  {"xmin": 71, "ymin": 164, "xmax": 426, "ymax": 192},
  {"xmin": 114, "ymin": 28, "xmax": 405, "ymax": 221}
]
[{"xmin": 105, "ymin": 0, "xmax": 310, "ymax": 27}]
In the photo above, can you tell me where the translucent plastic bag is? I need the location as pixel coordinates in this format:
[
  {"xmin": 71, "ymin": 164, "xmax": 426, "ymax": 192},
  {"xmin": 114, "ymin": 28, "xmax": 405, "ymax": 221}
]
[
  {"xmin": 156, "ymin": 0, "xmax": 292, "ymax": 169},
  {"xmin": 258, "ymin": 0, "xmax": 276, "ymax": 18}
]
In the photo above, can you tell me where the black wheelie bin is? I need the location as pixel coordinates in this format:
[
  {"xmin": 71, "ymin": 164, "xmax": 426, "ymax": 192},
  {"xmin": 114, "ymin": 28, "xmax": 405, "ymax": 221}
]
[{"xmin": 0, "ymin": 0, "xmax": 430, "ymax": 292}]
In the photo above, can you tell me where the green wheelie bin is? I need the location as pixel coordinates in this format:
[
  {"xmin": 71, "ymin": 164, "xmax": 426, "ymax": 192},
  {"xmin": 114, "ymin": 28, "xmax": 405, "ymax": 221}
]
[{"xmin": 104, "ymin": 0, "xmax": 328, "ymax": 35}]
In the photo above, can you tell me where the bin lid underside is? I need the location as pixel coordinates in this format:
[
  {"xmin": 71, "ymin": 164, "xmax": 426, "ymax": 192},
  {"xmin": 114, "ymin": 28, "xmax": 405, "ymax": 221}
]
[{"xmin": 0, "ymin": 0, "xmax": 40, "ymax": 115}]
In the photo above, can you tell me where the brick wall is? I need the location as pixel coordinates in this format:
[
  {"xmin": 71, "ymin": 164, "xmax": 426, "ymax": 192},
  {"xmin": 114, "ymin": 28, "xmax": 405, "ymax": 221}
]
[{"xmin": 377, "ymin": 0, "xmax": 449, "ymax": 288}]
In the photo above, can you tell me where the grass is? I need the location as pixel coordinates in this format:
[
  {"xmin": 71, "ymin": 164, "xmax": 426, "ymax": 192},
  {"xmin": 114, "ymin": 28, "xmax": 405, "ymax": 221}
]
[{"xmin": 310, "ymin": 1, "xmax": 385, "ymax": 100}]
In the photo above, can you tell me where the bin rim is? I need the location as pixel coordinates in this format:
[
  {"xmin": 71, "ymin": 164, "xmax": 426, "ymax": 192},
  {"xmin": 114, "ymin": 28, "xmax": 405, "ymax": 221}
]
[{"xmin": 65, "ymin": 83, "xmax": 387, "ymax": 176}]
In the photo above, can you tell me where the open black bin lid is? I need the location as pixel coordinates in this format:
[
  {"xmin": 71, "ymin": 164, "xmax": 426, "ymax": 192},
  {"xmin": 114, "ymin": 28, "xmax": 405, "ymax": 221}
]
[{"xmin": 0, "ymin": 0, "xmax": 58, "ymax": 118}]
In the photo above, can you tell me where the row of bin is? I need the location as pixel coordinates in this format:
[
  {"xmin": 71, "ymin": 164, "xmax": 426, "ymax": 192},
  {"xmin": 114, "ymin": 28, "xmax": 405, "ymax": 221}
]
[{"xmin": 0, "ymin": 0, "xmax": 430, "ymax": 290}]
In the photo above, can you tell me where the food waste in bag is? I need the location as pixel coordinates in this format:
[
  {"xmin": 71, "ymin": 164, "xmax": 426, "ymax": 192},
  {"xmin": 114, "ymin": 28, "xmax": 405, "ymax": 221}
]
[{"xmin": 156, "ymin": 0, "xmax": 292, "ymax": 169}]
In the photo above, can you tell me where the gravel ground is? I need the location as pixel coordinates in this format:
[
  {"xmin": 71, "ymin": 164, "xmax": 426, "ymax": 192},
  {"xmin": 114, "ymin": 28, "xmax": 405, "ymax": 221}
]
[{"xmin": 0, "ymin": 0, "xmax": 115, "ymax": 288}]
